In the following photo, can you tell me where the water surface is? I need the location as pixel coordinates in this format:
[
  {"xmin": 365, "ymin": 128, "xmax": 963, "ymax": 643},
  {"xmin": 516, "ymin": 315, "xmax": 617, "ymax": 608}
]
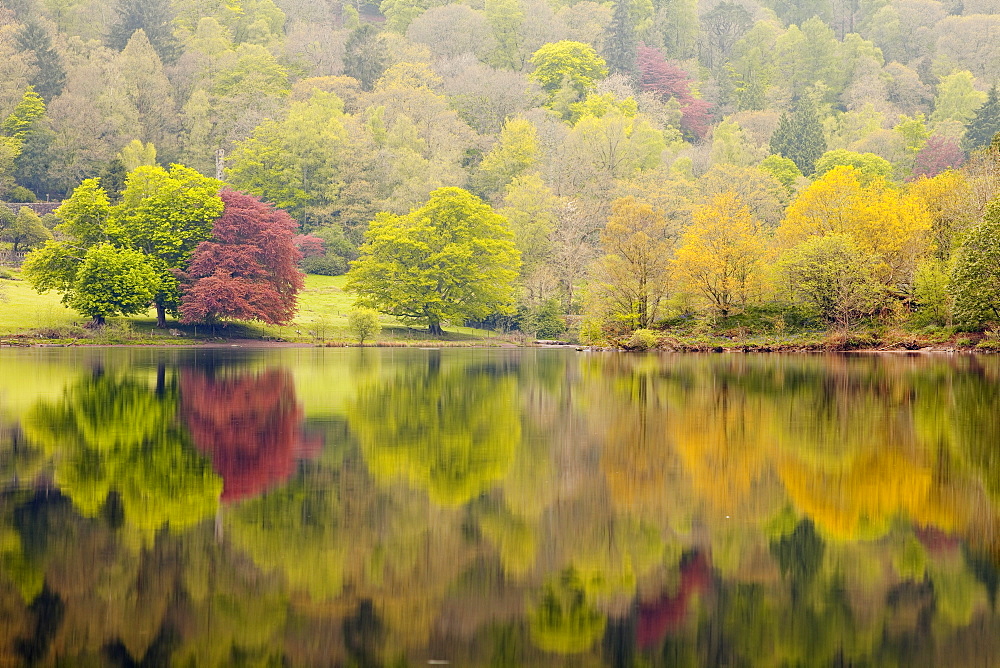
[{"xmin": 1, "ymin": 347, "xmax": 999, "ymax": 666}]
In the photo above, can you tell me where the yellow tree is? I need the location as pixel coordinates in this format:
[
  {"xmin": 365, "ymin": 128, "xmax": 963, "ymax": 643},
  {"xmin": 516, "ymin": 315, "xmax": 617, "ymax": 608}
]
[
  {"xmin": 673, "ymin": 192, "xmax": 767, "ymax": 316},
  {"xmin": 778, "ymin": 165, "xmax": 933, "ymax": 287},
  {"xmin": 587, "ymin": 196, "xmax": 673, "ymax": 331}
]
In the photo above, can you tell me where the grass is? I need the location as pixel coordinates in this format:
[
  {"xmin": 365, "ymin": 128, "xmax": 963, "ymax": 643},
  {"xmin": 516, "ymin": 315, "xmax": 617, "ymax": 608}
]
[{"xmin": 0, "ymin": 271, "xmax": 507, "ymax": 346}]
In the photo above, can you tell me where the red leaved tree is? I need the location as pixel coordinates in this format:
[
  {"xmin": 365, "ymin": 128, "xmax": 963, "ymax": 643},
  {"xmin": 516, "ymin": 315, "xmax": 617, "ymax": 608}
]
[
  {"xmin": 911, "ymin": 135, "xmax": 965, "ymax": 179},
  {"xmin": 180, "ymin": 190, "xmax": 305, "ymax": 325},
  {"xmin": 637, "ymin": 45, "xmax": 712, "ymax": 140}
]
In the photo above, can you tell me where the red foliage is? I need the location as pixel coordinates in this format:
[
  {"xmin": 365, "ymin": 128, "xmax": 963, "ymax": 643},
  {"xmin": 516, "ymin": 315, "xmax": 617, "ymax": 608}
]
[
  {"xmin": 637, "ymin": 552, "xmax": 712, "ymax": 648},
  {"xmin": 180, "ymin": 367, "xmax": 322, "ymax": 502},
  {"xmin": 180, "ymin": 190, "xmax": 305, "ymax": 325},
  {"xmin": 637, "ymin": 45, "xmax": 712, "ymax": 140},
  {"xmin": 911, "ymin": 135, "xmax": 965, "ymax": 179},
  {"xmin": 293, "ymin": 233, "xmax": 326, "ymax": 259}
]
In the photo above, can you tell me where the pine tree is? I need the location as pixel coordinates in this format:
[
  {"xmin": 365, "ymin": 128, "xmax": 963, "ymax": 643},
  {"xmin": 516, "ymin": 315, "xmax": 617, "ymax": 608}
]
[
  {"xmin": 770, "ymin": 97, "xmax": 827, "ymax": 175},
  {"xmin": 16, "ymin": 22, "xmax": 65, "ymax": 101},
  {"xmin": 344, "ymin": 24, "xmax": 389, "ymax": 91},
  {"xmin": 604, "ymin": 0, "xmax": 638, "ymax": 77},
  {"xmin": 964, "ymin": 85, "xmax": 1000, "ymax": 153},
  {"xmin": 106, "ymin": 0, "xmax": 176, "ymax": 62}
]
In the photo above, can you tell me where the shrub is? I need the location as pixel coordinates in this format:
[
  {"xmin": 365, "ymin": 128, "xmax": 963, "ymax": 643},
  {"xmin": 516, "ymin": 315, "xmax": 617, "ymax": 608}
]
[
  {"xmin": 302, "ymin": 255, "xmax": 348, "ymax": 275},
  {"xmin": 348, "ymin": 306, "xmax": 381, "ymax": 344},
  {"xmin": 625, "ymin": 328, "xmax": 658, "ymax": 350},
  {"xmin": 4, "ymin": 185, "xmax": 36, "ymax": 202}
]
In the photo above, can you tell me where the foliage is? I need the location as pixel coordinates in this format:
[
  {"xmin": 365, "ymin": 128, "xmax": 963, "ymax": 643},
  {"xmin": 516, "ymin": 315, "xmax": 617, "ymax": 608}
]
[
  {"xmin": 346, "ymin": 187, "xmax": 520, "ymax": 334},
  {"xmin": 912, "ymin": 135, "xmax": 965, "ymax": 178},
  {"xmin": 813, "ymin": 149, "xmax": 892, "ymax": 184},
  {"xmin": 0, "ymin": 206, "xmax": 50, "ymax": 252},
  {"xmin": 778, "ymin": 234, "xmax": 878, "ymax": 329},
  {"xmin": 964, "ymin": 85, "xmax": 1000, "ymax": 153},
  {"xmin": 770, "ymin": 98, "xmax": 827, "ymax": 175},
  {"xmin": 637, "ymin": 45, "xmax": 711, "ymax": 139},
  {"xmin": 348, "ymin": 306, "xmax": 381, "ymax": 344},
  {"xmin": 950, "ymin": 199, "xmax": 1000, "ymax": 327},
  {"xmin": 673, "ymin": 192, "xmax": 766, "ymax": 317},
  {"xmin": 179, "ymin": 190, "xmax": 303, "ymax": 326},
  {"xmin": 587, "ymin": 196, "xmax": 673, "ymax": 331},
  {"xmin": 529, "ymin": 40, "xmax": 608, "ymax": 103}
]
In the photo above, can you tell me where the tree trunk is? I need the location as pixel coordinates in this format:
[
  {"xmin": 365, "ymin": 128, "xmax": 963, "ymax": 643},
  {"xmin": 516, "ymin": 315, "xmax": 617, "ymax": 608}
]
[
  {"xmin": 155, "ymin": 300, "xmax": 167, "ymax": 329},
  {"xmin": 428, "ymin": 320, "xmax": 443, "ymax": 336},
  {"xmin": 90, "ymin": 315, "xmax": 105, "ymax": 328}
]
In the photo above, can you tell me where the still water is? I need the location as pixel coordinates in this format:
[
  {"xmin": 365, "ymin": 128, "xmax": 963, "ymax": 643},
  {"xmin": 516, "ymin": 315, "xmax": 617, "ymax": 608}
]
[{"xmin": 1, "ymin": 347, "xmax": 999, "ymax": 667}]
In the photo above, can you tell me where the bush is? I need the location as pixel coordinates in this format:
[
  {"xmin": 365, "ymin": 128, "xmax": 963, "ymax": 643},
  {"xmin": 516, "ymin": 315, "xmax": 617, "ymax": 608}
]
[
  {"xmin": 302, "ymin": 255, "xmax": 348, "ymax": 275},
  {"xmin": 348, "ymin": 306, "xmax": 381, "ymax": 344},
  {"xmin": 4, "ymin": 186, "xmax": 36, "ymax": 202},
  {"xmin": 625, "ymin": 328, "xmax": 658, "ymax": 350},
  {"xmin": 955, "ymin": 336, "xmax": 976, "ymax": 348}
]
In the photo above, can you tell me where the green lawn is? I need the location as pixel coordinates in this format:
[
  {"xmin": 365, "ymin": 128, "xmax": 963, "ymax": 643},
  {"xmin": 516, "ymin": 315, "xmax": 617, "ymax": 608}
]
[{"xmin": 0, "ymin": 271, "xmax": 502, "ymax": 344}]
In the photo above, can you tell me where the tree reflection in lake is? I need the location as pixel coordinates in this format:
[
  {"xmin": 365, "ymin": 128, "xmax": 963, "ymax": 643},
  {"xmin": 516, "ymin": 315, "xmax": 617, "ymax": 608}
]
[{"xmin": 0, "ymin": 350, "xmax": 1000, "ymax": 665}]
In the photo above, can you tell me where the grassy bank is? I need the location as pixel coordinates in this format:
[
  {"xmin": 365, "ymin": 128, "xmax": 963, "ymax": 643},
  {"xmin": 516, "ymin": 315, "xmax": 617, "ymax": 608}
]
[{"xmin": 0, "ymin": 271, "xmax": 513, "ymax": 346}]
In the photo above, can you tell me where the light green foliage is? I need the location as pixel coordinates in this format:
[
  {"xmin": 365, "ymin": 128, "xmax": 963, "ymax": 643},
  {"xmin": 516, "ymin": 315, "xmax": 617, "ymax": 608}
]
[
  {"xmin": 529, "ymin": 40, "xmax": 608, "ymax": 103},
  {"xmin": 931, "ymin": 71, "xmax": 987, "ymax": 128},
  {"xmin": 894, "ymin": 113, "xmax": 931, "ymax": 155},
  {"xmin": 711, "ymin": 118, "xmax": 760, "ymax": 166},
  {"xmin": 53, "ymin": 177, "xmax": 111, "ymax": 247},
  {"xmin": 0, "ymin": 206, "xmax": 51, "ymax": 253},
  {"xmin": 351, "ymin": 357, "xmax": 521, "ymax": 505},
  {"xmin": 66, "ymin": 244, "xmax": 159, "ymax": 324},
  {"xmin": 0, "ymin": 87, "xmax": 45, "ymax": 143},
  {"xmin": 347, "ymin": 306, "xmax": 381, "ymax": 344},
  {"xmin": 813, "ymin": 149, "xmax": 893, "ymax": 184},
  {"xmin": 227, "ymin": 90, "xmax": 347, "ymax": 226},
  {"xmin": 106, "ymin": 164, "xmax": 224, "ymax": 324},
  {"xmin": 346, "ymin": 187, "xmax": 521, "ymax": 334},
  {"xmin": 625, "ymin": 328, "xmax": 658, "ymax": 350},
  {"xmin": 379, "ymin": 0, "xmax": 442, "ymax": 32},
  {"xmin": 118, "ymin": 139, "xmax": 157, "ymax": 172},
  {"xmin": 779, "ymin": 233, "xmax": 879, "ymax": 328},
  {"xmin": 569, "ymin": 110, "xmax": 666, "ymax": 181},
  {"xmin": 760, "ymin": 155, "xmax": 803, "ymax": 194},
  {"xmin": 530, "ymin": 568, "xmax": 606, "ymax": 654},
  {"xmin": 23, "ymin": 371, "xmax": 222, "ymax": 546},
  {"xmin": 950, "ymin": 200, "xmax": 1000, "ymax": 327},
  {"xmin": 913, "ymin": 257, "xmax": 951, "ymax": 325},
  {"xmin": 485, "ymin": 0, "xmax": 527, "ymax": 69},
  {"xmin": 474, "ymin": 117, "xmax": 539, "ymax": 197},
  {"xmin": 499, "ymin": 172, "xmax": 558, "ymax": 281}
]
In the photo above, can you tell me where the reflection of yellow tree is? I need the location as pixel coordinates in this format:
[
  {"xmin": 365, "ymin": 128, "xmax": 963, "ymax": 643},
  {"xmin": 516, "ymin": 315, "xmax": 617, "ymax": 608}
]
[
  {"xmin": 351, "ymin": 356, "xmax": 521, "ymax": 506},
  {"xmin": 529, "ymin": 568, "xmax": 606, "ymax": 654}
]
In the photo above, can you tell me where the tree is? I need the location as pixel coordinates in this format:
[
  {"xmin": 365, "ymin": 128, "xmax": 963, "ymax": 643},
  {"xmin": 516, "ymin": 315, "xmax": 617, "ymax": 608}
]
[
  {"xmin": 343, "ymin": 24, "xmax": 389, "ymax": 91},
  {"xmin": 912, "ymin": 135, "xmax": 965, "ymax": 178},
  {"xmin": 964, "ymin": 85, "xmax": 1000, "ymax": 153},
  {"xmin": 345, "ymin": 187, "xmax": 521, "ymax": 335},
  {"xmin": 106, "ymin": 0, "xmax": 176, "ymax": 61},
  {"xmin": 0, "ymin": 205, "xmax": 50, "ymax": 252},
  {"xmin": 587, "ymin": 196, "xmax": 673, "ymax": 330},
  {"xmin": 930, "ymin": 71, "xmax": 986, "ymax": 128},
  {"xmin": 636, "ymin": 45, "xmax": 711, "ymax": 140},
  {"xmin": 813, "ymin": 149, "xmax": 892, "ymax": 184},
  {"xmin": 950, "ymin": 199, "xmax": 1000, "ymax": 327},
  {"xmin": 529, "ymin": 40, "xmax": 608, "ymax": 103},
  {"xmin": 108, "ymin": 165, "xmax": 224, "ymax": 328},
  {"xmin": 65, "ymin": 244, "xmax": 160, "ymax": 326},
  {"xmin": 16, "ymin": 22, "xmax": 65, "ymax": 101},
  {"xmin": 604, "ymin": 0, "xmax": 637, "ymax": 76},
  {"xmin": 179, "ymin": 190, "xmax": 304, "ymax": 326},
  {"xmin": 673, "ymin": 192, "xmax": 766, "ymax": 316},
  {"xmin": 770, "ymin": 98, "xmax": 827, "ymax": 175},
  {"xmin": 348, "ymin": 306, "xmax": 382, "ymax": 344},
  {"xmin": 778, "ymin": 234, "xmax": 877, "ymax": 329}
]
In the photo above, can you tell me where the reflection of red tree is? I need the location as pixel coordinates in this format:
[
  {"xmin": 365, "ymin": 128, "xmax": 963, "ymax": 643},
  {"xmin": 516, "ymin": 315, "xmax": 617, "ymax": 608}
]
[
  {"xmin": 180, "ymin": 368, "xmax": 322, "ymax": 502},
  {"xmin": 637, "ymin": 552, "xmax": 712, "ymax": 648}
]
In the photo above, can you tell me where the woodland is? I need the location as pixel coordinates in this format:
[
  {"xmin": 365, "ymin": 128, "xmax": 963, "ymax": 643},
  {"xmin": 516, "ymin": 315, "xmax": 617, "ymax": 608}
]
[{"xmin": 0, "ymin": 0, "xmax": 999, "ymax": 341}]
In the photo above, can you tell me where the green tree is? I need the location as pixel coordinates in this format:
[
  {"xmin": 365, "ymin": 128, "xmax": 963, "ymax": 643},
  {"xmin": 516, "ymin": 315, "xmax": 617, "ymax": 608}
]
[
  {"xmin": 107, "ymin": 0, "xmax": 176, "ymax": 61},
  {"xmin": 778, "ymin": 233, "xmax": 878, "ymax": 329},
  {"xmin": 16, "ymin": 22, "xmax": 66, "ymax": 101},
  {"xmin": 761, "ymin": 154, "xmax": 803, "ymax": 194},
  {"xmin": 106, "ymin": 165, "xmax": 224, "ymax": 327},
  {"xmin": 348, "ymin": 306, "xmax": 382, "ymax": 344},
  {"xmin": 346, "ymin": 187, "xmax": 521, "ymax": 335},
  {"xmin": 529, "ymin": 41, "xmax": 608, "ymax": 104},
  {"xmin": 0, "ymin": 206, "xmax": 50, "ymax": 253},
  {"xmin": 964, "ymin": 85, "xmax": 1000, "ymax": 153},
  {"xmin": 813, "ymin": 149, "xmax": 892, "ymax": 184},
  {"xmin": 66, "ymin": 243, "xmax": 160, "ymax": 326},
  {"xmin": 473, "ymin": 117, "xmax": 539, "ymax": 198},
  {"xmin": 950, "ymin": 199, "xmax": 1000, "ymax": 327},
  {"xmin": 343, "ymin": 24, "xmax": 389, "ymax": 91},
  {"xmin": 1, "ymin": 87, "xmax": 45, "ymax": 144},
  {"xmin": 770, "ymin": 97, "xmax": 827, "ymax": 175},
  {"xmin": 604, "ymin": 0, "xmax": 638, "ymax": 76},
  {"xmin": 930, "ymin": 71, "xmax": 986, "ymax": 128}
]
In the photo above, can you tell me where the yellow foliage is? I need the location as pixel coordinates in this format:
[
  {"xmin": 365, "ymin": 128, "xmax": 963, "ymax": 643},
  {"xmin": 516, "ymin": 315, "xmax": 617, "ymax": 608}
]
[{"xmin": 673, "ymin": 192, "xmax": 768, "ymax": 315}]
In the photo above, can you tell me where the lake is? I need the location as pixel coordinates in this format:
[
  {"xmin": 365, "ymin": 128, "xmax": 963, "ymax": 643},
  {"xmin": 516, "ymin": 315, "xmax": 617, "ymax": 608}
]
[{"xmin": 1, "ymin": 347, "xmax": 999, "ymax": 666}]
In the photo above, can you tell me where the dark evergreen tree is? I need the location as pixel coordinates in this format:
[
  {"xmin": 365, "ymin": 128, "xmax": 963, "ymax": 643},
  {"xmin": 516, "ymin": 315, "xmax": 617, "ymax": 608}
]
[
  {"xmin": 964, "ymin": 85, "xmax": 1000, "ymax": 153},
  {"xmin": 106, "ymin": 0, "xmax": 176, "ymax": 62},
  {"xmin": 16, "ymin": 23, "xmax": 65, "ymax": 101},
  {"xmin": 99, "ymin": 158, "xmax": 128, "ymax": 203},
  {"xmin": 604, "ymin": 0, "xmax": 638, "ymax": 77},
  {"xmin": 343, "ymin": 24, "xmax": 389, "ymax": 91},
  {"xmin": 769, "ymin": 97, "xmax": 827, "ymax": 175}
]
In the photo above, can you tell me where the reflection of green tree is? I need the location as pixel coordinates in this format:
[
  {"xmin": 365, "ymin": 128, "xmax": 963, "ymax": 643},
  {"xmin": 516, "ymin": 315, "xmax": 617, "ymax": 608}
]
[
  {"xmin": 351, "ymin": 355, "xmax": 521, "ymax": 506},
  {"xmin": 22, "ymin": 370, "xmax": 221, "ymax": 545},
  {"xmin": 529, "ymin": 568, "xmax": 606, "ymax": 654}
]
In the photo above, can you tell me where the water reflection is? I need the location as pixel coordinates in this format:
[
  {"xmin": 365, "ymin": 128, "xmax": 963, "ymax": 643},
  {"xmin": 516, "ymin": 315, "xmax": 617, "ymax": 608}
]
[{"xmin": 0, "ymin": 350, "xmax": 999, "ymax": 665}]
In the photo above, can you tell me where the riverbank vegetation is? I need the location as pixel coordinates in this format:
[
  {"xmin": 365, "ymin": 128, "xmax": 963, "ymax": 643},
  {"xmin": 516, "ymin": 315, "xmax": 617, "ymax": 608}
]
[{"xmin": 0, "ymin": 0, "xmax": 998, "ymax": 347}]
